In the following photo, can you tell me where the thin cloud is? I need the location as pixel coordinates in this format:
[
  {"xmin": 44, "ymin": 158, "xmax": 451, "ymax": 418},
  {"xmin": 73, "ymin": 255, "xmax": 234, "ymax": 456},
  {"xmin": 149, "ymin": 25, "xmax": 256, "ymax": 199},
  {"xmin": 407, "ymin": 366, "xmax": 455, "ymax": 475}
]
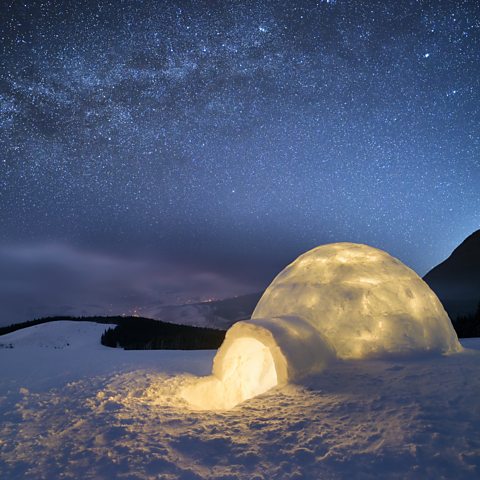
[{"xmin": 0, "ymin": 243, "xmax": 255, "ymax": 326}]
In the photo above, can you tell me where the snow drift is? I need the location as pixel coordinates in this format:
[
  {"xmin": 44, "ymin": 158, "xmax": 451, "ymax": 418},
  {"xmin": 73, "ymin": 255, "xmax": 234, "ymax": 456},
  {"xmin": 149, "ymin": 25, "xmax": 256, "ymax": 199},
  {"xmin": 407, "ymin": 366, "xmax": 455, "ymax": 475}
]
[{"xmin": 182, "ymin": 243, "xmax": 462, "ymax": 410}]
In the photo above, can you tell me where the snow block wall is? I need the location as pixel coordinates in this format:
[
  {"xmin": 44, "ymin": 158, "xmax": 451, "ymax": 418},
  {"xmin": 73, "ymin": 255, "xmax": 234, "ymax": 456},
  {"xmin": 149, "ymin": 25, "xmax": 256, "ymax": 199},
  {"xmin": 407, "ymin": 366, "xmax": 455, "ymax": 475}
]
[{"xmin": 182, "ymin": 243, "xmax": 462, "ymax": 410}]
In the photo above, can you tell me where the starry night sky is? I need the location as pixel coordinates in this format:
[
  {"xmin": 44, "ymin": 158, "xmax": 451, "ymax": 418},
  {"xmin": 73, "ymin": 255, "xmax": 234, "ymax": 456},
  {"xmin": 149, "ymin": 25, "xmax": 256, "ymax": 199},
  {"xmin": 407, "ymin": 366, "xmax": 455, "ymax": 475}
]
[{"xmin": 0, "ymin": 0, "xmax": 479, "ymax": 324}]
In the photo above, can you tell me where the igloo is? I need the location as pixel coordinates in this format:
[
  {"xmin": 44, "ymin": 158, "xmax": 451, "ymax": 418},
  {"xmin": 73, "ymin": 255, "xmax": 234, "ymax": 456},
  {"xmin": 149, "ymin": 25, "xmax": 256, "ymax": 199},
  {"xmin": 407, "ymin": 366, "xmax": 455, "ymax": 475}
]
[{"xmin": 182, "ymin": 243, "xmax": 462, "ymax": 410}]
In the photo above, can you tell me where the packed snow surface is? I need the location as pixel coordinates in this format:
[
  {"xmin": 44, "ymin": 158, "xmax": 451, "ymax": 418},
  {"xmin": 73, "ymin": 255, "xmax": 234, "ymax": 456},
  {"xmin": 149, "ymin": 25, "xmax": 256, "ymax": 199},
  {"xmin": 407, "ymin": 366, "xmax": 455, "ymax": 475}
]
[
  {"xmin": 184, "ymin": 243, "xmax": 462, "ymax": 410},
  {"xmin": 0, "ymin": 321, "xmax": 479, "ymax": 479}
]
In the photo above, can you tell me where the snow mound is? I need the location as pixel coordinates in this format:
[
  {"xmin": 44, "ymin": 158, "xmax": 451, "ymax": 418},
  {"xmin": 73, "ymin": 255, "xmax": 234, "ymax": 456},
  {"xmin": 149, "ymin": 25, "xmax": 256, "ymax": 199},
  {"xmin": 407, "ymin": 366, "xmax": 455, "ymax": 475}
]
[{"xmin": 183, "ymin": 243, "xmax": 462, "ymax": 410}]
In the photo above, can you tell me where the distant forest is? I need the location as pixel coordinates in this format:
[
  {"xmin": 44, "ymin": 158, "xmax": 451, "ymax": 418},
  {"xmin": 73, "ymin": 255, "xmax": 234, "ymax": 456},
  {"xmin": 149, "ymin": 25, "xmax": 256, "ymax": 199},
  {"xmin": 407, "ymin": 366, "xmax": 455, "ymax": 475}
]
[
  {"xmin": 452, "ymin": 303, "xmax": 480, "ymax": 338},
  {"xmin": 100, "ymin": 317, "xmax": 225, "ymax": 350}
]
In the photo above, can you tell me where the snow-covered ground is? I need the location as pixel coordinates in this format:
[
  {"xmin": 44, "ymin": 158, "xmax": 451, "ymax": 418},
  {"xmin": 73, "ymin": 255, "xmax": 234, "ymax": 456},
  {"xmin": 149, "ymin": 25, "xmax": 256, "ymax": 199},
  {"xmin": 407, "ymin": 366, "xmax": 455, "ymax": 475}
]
[{"xmin": 0, "ymin": 321, "xmax": 479, "ymax": 479}]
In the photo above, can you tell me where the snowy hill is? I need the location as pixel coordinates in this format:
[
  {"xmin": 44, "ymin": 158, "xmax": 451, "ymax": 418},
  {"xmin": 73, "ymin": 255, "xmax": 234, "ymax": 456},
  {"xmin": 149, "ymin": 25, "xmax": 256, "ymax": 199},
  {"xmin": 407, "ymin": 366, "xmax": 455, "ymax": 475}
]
[
  {"xmin": 424, "ymin": 229, "xmax": 480, "ymax": 318},
  {"xmin": 1, "ymin": 321, "xmax": 479, "ymax": 479},
  {"xmin": 0, "ymin": 320, "xmax": 106, "ymax": 350}
]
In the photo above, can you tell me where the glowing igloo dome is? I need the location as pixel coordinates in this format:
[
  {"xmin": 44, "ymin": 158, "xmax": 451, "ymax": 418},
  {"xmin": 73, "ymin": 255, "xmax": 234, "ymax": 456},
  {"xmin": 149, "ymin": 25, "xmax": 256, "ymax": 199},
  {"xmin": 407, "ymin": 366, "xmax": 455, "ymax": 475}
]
[
  {"xmin": 182, "ymin": 243, "xmax": 462, "ymax": 410},
  {"xmin": 253, "ymin": 242, "xmax": 461, "ymax": 359}
]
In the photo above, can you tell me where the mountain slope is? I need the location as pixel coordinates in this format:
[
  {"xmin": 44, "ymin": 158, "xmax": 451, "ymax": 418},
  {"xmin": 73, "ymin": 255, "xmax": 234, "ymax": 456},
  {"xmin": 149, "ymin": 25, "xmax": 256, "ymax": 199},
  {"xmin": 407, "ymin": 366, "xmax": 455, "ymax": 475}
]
[
  {"xmin": 423, "ymin": 229, "xmax": 480, "ymax": 318},
  {"xmin": 151, "ymin": 292, "xmax": 262, "ymax": 329}
]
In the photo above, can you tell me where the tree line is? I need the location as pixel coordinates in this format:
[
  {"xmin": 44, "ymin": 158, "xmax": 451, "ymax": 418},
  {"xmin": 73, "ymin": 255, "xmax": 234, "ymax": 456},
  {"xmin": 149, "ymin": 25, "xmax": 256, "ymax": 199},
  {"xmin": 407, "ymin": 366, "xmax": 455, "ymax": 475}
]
[{"xmin": 452, "ymin": 302, "xmax": 480, "ymax": 338}]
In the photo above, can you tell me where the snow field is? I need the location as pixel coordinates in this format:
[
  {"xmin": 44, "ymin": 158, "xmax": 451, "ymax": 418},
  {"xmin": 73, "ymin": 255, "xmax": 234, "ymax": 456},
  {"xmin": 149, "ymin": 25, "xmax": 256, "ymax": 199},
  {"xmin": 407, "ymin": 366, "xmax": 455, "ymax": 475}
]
[{"xmin": 0, "ymin": 321, "xmax": 479, "ymax": 479}]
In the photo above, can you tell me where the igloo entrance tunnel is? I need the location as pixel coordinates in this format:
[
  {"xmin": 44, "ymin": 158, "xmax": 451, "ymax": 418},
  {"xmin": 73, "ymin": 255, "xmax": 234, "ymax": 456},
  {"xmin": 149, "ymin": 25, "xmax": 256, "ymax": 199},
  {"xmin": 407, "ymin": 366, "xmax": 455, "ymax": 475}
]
[{"xmin": 182, "ymin": 243, "xmax": 462, "ymax": 410}]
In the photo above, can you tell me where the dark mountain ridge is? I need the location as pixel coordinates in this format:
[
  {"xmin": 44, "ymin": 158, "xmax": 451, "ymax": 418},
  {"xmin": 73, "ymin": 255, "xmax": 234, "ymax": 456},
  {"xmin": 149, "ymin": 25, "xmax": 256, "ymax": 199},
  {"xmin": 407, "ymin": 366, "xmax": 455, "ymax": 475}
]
[{"xmin": 423, "ymin": 229, "xmax": 480, "ymax": 319}]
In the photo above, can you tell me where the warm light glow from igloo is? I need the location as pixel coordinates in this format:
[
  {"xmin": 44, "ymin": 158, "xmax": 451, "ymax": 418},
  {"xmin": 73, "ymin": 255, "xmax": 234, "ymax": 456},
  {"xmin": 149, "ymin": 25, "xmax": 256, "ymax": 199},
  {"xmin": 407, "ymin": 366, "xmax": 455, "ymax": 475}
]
[
  {"xmin": 217, "ymin": 337, "xmax": 278, "ymax": 399},
  {"xmin": 182, "ymin": 242, "xmax": 462, "ymax": 411},
  {"xmin": 181, "ymin": 336, "xmax": 278, "ymax": 410}
]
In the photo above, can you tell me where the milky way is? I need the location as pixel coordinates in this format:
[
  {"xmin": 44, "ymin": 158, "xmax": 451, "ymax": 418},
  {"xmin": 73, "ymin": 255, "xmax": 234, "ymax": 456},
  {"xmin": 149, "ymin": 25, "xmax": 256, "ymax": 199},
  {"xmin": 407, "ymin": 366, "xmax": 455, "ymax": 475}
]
[{"xmin": 0, "ymin": 0, "xmax": 479, "ymax": 321}]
